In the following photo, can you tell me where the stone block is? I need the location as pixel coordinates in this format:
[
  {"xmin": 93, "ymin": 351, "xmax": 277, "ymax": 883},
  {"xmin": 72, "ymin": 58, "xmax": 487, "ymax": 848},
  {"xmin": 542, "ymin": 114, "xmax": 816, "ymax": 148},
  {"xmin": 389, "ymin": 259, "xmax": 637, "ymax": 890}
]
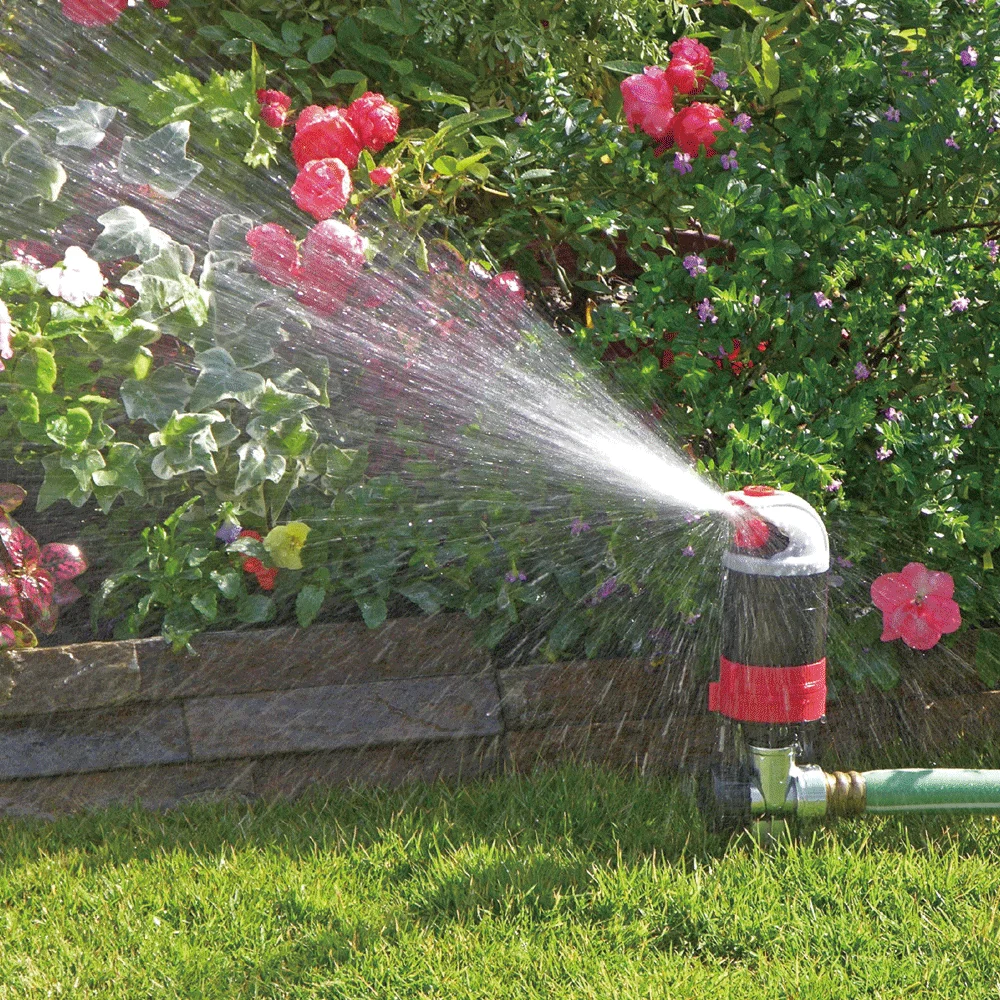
[
  {"xmin": 0, "ymin": 703, "xmax": 189, "ymax": 779},
  {"xmin": 138, "ymin": 614, "xmax": 489, "ymax": 701},
  {"xmin": 253, "ymin": 736, "xmax": 501, "ymax": 799},
  {"xmin": 185, "ymin": 673, "xmax": 502, "ymax": 761},
  {"xmin": 498, "ymin": 659, "xmax": 695, "ymax": 730},
  {"xmin": 0, "ymin": 641, "xmax": 140, "ymax": 717},
  {"xmin": 505, "ymin": 715, "xmax": 715, "ymax": 776},
  {"xmin": 0, "ymin": 759, "xmax": 257, "ymax": 819}
]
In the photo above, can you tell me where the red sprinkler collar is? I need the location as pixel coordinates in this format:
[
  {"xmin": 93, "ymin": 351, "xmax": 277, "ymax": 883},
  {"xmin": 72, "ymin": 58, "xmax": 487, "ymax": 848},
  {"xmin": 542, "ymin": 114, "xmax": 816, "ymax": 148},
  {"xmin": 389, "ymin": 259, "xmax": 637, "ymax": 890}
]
[{"xmin": 708, "ymin": 656, "xmax": 827, "ymax": 724}]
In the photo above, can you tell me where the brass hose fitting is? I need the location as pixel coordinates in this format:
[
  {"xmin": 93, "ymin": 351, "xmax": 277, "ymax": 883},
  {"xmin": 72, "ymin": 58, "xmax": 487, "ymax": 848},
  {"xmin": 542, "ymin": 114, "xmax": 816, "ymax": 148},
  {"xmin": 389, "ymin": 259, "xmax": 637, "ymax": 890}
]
[{"xmin": 825, "ymin": 770, "xmax": 866, "ymax": 817}]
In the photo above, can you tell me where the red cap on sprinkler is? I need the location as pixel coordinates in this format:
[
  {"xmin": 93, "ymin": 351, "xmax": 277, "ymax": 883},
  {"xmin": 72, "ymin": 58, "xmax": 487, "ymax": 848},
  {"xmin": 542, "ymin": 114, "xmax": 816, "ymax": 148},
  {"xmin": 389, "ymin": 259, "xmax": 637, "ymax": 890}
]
[{"xmin": 742, "ymin": 484, "xmax": 777, "ymax": 497}]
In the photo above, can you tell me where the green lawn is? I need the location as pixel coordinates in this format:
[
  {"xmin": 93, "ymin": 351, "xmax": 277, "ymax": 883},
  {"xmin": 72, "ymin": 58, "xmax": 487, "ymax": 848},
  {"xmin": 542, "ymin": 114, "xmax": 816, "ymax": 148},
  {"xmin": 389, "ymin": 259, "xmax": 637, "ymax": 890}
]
[{"xmin": 2, "ymin": 765, "xmax": 999, "ymax": 999}]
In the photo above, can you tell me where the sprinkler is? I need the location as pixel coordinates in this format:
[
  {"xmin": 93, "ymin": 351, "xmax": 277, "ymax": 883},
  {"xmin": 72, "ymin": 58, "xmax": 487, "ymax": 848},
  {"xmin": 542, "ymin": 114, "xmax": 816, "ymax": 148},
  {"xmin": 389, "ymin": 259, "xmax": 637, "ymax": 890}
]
[{"xmin": 701, "ymin": 486, "xmax": 1000, "ymax": 840}]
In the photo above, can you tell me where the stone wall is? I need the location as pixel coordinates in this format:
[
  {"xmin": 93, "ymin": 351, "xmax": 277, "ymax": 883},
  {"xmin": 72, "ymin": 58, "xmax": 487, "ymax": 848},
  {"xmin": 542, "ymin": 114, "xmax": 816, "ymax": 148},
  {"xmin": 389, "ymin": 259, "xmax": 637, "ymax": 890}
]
[{"xmin": 0, "ymin": 615, "xmax": 996, "ymax": 818}]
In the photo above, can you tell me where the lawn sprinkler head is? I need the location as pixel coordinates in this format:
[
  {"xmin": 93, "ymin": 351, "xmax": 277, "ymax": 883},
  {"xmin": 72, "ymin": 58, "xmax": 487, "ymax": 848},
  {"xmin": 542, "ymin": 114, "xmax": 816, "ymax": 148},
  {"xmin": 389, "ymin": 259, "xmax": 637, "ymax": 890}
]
[{"xmin": 702, "ymin": 486, "xmax": 831, "ymax": 836}]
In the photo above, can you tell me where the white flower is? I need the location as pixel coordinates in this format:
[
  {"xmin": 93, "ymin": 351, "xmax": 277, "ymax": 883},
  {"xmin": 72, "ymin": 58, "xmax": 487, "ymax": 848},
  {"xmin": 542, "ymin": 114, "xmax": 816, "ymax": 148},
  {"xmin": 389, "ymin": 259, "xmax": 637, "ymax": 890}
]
[
  {"xmin": 37, "ymin": 246, "xmax": 106, "ymax": 307},
  {"xmin": 0, "ymin": 299, "xmax": 12, "ymax": 372}
]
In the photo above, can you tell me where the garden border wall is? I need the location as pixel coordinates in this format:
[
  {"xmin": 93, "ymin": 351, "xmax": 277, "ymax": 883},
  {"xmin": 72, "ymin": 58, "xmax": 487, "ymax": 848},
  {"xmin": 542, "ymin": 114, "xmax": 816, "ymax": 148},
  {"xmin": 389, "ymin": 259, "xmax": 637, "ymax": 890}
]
[{"xmin": 0, "ymin": 614, "xmax": 996, "ymax": 818}]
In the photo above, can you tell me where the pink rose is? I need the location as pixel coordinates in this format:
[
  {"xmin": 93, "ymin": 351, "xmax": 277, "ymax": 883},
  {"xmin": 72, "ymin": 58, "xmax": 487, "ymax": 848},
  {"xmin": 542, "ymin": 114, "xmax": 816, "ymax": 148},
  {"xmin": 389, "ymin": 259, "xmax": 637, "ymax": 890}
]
[
  {"xmin": 259, "ymin": 104, "xmax": 289, "ymax": 129},
  {"xmin": 620, "ymin": 67, "xmax": 676, "ymax": 141},
  {"xmin": 245, "ymin": 224, "xmax": 299, "ymax": 287},
  {"xmin": 290, "ymin": 158, "xmax": 353, "ymax": 221},
  {"xmin": 664, "ymin": 37, "xmax": 715, "ymax": 95},
  {"xmin": 486, "ymin": 271, "xmax": 526, "ymax": 304},
  {"xmin": 0, "ymin": 300, "xmax": 12, "ymax": 372},
  {"xmin": 346, "ymin": 92, "xmax": 401, "ymax": 153},
  {"xmin": 369, "ymin": 167, "xmax": 394, "ymax": 187},
  {"xmin": 290, "ymin": 106, "xmax": 362, "ymax": 170},
  {"xmin": 672, "ymin": 102, "xmax": 727, "ymax": 157},
  {"xmin": 256, "ymin": 89, "xmax": 292, "ymax": 110},
  {"xmin": 871, "ymin": 562, "xmax": 962, "ymax": 651},
  {"xmin": 296, "ymin": 220, "xmax": 367, "ymax": 315},
  {"xmin": 61, "ymin": 0, "xmax": 128, "ymax": 24}
]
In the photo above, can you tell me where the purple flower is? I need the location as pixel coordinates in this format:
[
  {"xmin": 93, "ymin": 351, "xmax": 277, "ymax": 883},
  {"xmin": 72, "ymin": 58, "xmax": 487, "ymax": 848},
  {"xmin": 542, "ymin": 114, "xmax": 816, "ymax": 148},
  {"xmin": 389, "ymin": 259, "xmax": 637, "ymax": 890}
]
[
  {"xmin": 514, "ymin": 112, "xmax": 528, "ymax": 125},
  {"xmin": 883, "ymin": 407, "xmax": 902, "ymax": 422},
  {"xmin": 752, "ymin": 294, "xmax": 760, "ymax": 306},
  {"xmin": 835, "ymin": 556, "xmax": 854, "ymax": 569},
  {"xmin": 570, "ymin": 517, "xmax": 591, "ymax": 536},
  {"xmin": 683, "ymin": 254, "xmax": 707, "ymax": 277},
  {"xmin": 902, "ymin": 262, "xmax": 912, "ymax": 270},
  {"xmin": 985, "ymin": 239, "xmax": 999, "ymax": 263},
  {"xmin": 710, "ymin": 70, "xmax": 729, "ymax": 89},
  {"xmin": 960, "ymin": 414, "xmax": 979, "ymax": 429},
  {"xmin": 505, "ymin": 570, "xmax": 527, "ymax": 583},
  {"xmin": 854, "ymin": 362, "xmax": 870, "ymax": 381},
  {"xmin": 696, "ymin": 298, "xmax": 717, "ymax": 324},
  {"xmin": 945, "ymin": 136, "xmax": 960, "ymax": 149},
  {"xmin": 216, "ymin": 520, "xmax": 242, "ymax": 544},
  {"xmin": 683, "ymin": 512, "xmax": 702, "ymax": 524},
  {"xmin": 814, "ymin": 290, "xmax": 833, "ymax": 309},
  {"xmin": 898, "ymin": 303, "xmax": 906, "ymax": 314},
  {"xmin": 876, "ymin": 446, "xmax": 893, "ymax": 462},
  {"xmin": 684, "ymin": 612, "xmax": 701, "ymax": 625},
  {"xmin": 961, "ymin": 47, "xmax": 978, "ymax": 67},
  {"xmin": 884, "ymin": 106, "xmax": 901, "ymax": 122},
  {"xmin": 951, "ymin": 295, "xmax": 970, "ymax": 312},
  {"xmin": 682, "ymin": 545, "xmax": 696, "ymax": 557},
  {"xmin": 673, "ymin": 152, "xmax": 693, "ymax": 175},
  {"xmin": 902, "ymin": 70, "xmax": 915, "ymax": 78},
  {"xmin": 929, "ymin": 78, "xmax": 938, "ymax": 86},
  {"xmin": 720, "ymin": 149, "xmax": 738, "ymax": 171},
  {"xmin": 596, "ymin": 576, "xmax": 617, "ymax": 601},
  {"xmin": 825, "ymin": 480, "xmax": 842, "ymax": 493},
  {"xmin": 733, "ymin": 113, "xmax": 752, "ymax": 133}
]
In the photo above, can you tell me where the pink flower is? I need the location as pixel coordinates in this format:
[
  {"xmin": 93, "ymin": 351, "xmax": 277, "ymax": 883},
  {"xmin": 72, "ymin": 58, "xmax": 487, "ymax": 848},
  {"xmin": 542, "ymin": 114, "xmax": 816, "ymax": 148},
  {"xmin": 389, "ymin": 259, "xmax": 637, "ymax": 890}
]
[
  {"xmin": 290, "ymin": 106, "xmax": 362, "ymax": 170},
  {"xmin": 148, "ymin": 0, "xmax": 170, "ymax": 8},
  {"xmin": 246, "ymin": 224, "xmax": 299, "ymax": 287},
  {"xmin": 346, "ymin": 93, "xmax": 400, "ymax": 153},
  {"xmin": 486, "ymin": 270, "xmax": 526, "ymax": 305},
  {"xmin": 60, "ymin": 0, "xmax": 128, "ymax": 25},
  {"xmin": 672, "ymin": 102, "xmax": 726, "ymax": 157},
  {"xmin": 0, "ymin": 300, "xmax": 12, "ymax": 372},
  {"xmin": 871, "ymin": 562, "xmax": 961, "ymax": 650},
  {"xmin": 290, "ymin": 158, "xmax": 353, "ymax": 221},
  {"xmin": 257, "ymin": 89, "xmax": 292, "ymax": 110},
  {"xmin": 620, "ymin": 67, "xmax": 676, "ymax": 141},
  {"xmin": 259, "ymin": 104, "xmax": 289, "ymax": 129},
  {"xmin": 664, "ymin": 37, "xmax": 714, "ymax": 95},
  {"xmin": 369, "ymin": 167, "xmax": 394, "ymax": 187},
  {"xmin": 296, "ymin": 219, "xmax": 367, "ymax": 315}
]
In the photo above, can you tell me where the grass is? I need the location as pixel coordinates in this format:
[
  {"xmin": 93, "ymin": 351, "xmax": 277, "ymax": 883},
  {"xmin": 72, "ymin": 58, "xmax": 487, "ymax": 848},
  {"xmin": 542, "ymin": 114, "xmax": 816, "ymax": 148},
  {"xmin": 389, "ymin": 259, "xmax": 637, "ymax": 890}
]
[{"xmin": 2, "ymin": 765, "xmax": 1000, "ymax": 999}]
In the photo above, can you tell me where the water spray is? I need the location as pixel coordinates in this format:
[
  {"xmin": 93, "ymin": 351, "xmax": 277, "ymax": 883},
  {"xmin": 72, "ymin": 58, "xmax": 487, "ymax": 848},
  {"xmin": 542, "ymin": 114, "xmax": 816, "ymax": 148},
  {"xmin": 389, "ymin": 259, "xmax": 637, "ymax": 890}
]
[{"xmin": 703, "ymin": 486, "xmax": 1000, "ymax": 839}]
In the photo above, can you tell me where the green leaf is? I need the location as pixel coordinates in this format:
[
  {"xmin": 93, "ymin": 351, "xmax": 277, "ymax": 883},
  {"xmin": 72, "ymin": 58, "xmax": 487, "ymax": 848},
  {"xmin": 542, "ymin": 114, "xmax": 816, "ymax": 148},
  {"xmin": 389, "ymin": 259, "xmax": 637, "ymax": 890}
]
[
  {"xmin": 191, "ymin": 589, "xmax": 218, "ymax": 621},
  {"xmin": 357, "ymin": 595, "xmax": 388, "ymax": 629},
  {"xmin": 328, "ymin": 69, "xmax": 366, "ymax": 84},
  {"xmin": 211, "ymin": 568, "xmax": 243, "ymax": 599},
  {"xmin": 91, "ymin": 206, "xmax": 171, "ymax": 262},
  {"xmin": 295, "ymin": 584, "xmax": 326, "ymax": 627},
  {"xmin": 91, "ymin": 442, "xmax": 145, "ymax": 511},
  {"xmin": 601, "ymin": 60, "xmax": 646, "ymax": 75},
  {"xmin": 118, "ymin": 121, "xmax": 204, "ymax": 200},
  {"xmin": 30, "ymin": 100, "xmax": 116, "ymax": 150},
  {"xmin": 149, "ymin": 410, "xmax": 229, "ymax": 479},
  {"xmin": 976, "ymin": 630, "xmax": 1000, "ymax": 689},
  {"xmin": 188, "ymin": 347, "xmax": 266, "ymax": 411},
  {"xmin": 398, "ymin": 583, "xmax": 442, "ymax": 615},
  {"xmin": 15, "ymin": 347, "xmax": 57, "ymax": 394},
  {"xmin": 37, "ymin": 454, "xmax": 88, "ymax": 510},
  {"xmin": 357, "ymin": 6, "xmax": 416, "ymax": 34},
  {"xmin": 220, "ymin": 11, "xmax": 298, "ymax": 56},
  {"xmin": 235, "ymin": 440, "xmax": 287, "ymax": 495},
  {"xmin": 760, "ymin": 38, "xmax": 780, "ymax": 97},
  {"xmin": 407, "ymin": 85, "xmax": 470, "ymax": 111},
  {"xmin": 236, "ymin": 593, "xmax": 275, "ymax": 624},
  {"xmin": 306, "ymin": 35, "xmax": 338, "ymax": 63},
  {"xmin": 120, "ymin": 365, "xmax": 193, "ymax": 427},
  {"xmin": 121, "ymin": 241, "xmax": 209, "ymax": 325},
  {"xmin": 2, "ymin": 136, "xmax": 66, "ymax": 203},
  {"xmin": 45, "ymin": 407, "xmax": 92, "ymax": 449},
  {"xmin": 548, "ymin": 610, "xmax": 586, "ymax": 653}
]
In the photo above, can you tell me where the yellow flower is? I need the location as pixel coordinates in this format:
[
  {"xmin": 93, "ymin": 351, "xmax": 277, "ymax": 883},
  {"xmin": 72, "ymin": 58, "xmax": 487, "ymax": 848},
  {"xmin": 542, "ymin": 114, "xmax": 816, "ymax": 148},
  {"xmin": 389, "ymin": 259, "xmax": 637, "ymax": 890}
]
[{"xmin": 263, "ymin": 521, "xmax": 311, "ymax": 570}]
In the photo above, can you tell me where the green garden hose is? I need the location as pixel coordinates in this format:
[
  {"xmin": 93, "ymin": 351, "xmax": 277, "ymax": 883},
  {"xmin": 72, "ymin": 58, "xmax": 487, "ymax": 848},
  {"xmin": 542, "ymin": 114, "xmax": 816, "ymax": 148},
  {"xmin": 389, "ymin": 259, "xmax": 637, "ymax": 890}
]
[{"xmin": 862, "ymin": 769, "xmax": 1000, "ymax": 814}]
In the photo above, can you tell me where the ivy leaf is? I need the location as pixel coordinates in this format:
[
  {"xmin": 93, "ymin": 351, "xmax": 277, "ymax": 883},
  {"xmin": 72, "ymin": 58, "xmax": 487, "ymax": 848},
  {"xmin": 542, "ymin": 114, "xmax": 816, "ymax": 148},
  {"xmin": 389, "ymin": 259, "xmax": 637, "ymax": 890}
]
[
  {"xmin": 398, "ymin": 583, "xmax": 443, "ymax": 615},
  {"xmin": 91, "ymin": 206, "xmax": 172, "ymax": 262},
  {"xmin": 188, "ymin": 347, "xmax": 266, "ymax": 411},
  {"xmin": 38, "ymin": 454, "xmax": 88, "ymax": 510},
  {"xmin": 30, "ymin": 100, "xmax": 117, "ymax": 150},
  {"xmin": 235, "ymin": 440, "xmax": 287, "ymax": 494},
  {"xmin": 118, "ymin": 121, "xmax": 203, "ymax": 199},
  {"xmin": 121, "ymin": 241, "xmax": 210, "ymax": 325},
  {"xmin": 2, "ymin": 136, "xmax": 66, "ymax": 203},
  {"xmin": 236, "ymin": 593, "xmax": 275, "ymax": 624},
  {"xmin": 356, "ymin": 594, "xmax": 387, "ymax": 629},
  {"xmin": 45, "ymin": 407, "xmax": 93, "ymax": 449},
  {"xmin": 92, "ymin": 442, "xmax": 146, "ymax": 512},
  {"xmin": 149, "ymin": 410, "xmax": 229, "ymax": 479},
  {"xmin": 245, "ymin": 383, "xmax": 318, "ymax": 439},
  {"xmin": 120, "ymin": 365, "xmax": 193, "ymax": 427},
  {"xmin": 13, "ymin": 346, "xmax": 57, "ymax": 395}
]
